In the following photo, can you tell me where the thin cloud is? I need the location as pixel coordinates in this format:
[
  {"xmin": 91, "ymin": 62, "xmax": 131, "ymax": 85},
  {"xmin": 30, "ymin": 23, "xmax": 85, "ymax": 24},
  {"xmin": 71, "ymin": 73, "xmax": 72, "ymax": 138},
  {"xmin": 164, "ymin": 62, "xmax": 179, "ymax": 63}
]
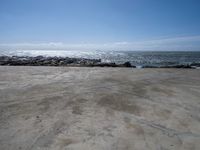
[{"xmin": 0, "ymin": 35, "xmax": 200, "ymax": 51}]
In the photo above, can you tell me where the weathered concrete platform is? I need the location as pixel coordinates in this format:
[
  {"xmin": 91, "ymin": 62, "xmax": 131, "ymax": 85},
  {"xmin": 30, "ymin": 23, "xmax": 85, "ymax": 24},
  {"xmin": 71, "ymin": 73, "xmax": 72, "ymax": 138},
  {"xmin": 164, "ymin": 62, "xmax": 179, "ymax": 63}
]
[{"xmin": 0, "ymin": 66, "xmax": 200, "ymax": 150}]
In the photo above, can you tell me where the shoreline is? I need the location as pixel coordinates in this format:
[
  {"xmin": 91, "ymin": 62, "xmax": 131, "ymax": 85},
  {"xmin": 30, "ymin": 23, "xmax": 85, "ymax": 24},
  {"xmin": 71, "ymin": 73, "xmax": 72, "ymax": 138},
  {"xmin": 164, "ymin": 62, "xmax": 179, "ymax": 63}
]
[{"xmin": 0, "ymin": 55, "xmax": 200, "ymax": 68}]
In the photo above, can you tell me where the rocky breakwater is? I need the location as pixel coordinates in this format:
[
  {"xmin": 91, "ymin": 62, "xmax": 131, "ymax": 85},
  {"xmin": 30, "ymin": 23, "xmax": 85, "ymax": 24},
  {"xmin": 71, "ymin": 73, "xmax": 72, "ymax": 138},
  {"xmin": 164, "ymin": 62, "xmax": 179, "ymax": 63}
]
[
  {"xmin": 0, "ymin": 56, "xmax": 135, "ymax": 68},
  {"xmin": 142, "ymin": 63, "xmax": 200, "ymax": 69}
]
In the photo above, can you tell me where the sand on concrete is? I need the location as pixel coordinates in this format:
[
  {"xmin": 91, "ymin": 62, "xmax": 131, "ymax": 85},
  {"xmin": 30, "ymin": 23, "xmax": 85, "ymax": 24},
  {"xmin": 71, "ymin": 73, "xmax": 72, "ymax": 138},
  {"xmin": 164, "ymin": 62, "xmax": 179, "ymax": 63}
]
[{"xmin": 0, "ymin": 66, "xmax": 200, "ymax": 150}]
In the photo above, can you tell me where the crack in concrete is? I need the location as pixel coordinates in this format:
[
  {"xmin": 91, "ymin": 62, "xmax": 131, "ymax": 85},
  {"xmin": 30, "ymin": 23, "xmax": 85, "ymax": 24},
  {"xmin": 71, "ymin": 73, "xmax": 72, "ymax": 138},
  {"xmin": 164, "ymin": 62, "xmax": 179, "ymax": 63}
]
[{"xmin": 136, "ymin": 118, "xmax": 200, "ymax": 138}]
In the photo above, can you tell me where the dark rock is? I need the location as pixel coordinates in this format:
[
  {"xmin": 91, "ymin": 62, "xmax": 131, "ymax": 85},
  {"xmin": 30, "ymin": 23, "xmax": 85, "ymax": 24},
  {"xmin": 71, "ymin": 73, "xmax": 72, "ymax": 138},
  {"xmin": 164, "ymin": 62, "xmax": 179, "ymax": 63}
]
[
  {"xmin": 120, "ymin": 61, "xmax": 136, "ymax": 67},
  {"xmin": 123, "ymin": 62, "xmax": 132, "ymax": 67},
  {"xmin": 142, "ymin": 64, "xmax": 193, "ymax": 69},
  {"xmin": 142, "ymin": 65, "xmax": 159, "ymax": 68},
  {"xmin": 91, "ymin": 62, "xmax": 117, "ymax": 67},
  {"xmin": 160, "ymin": 64, "xmax": 193, "ymax": 68},
  {"xmin": 35, "ymin": 55, "xmax": 44, "ymax": 60},
  {"xmin": 190, "ymin": 62, "xmax": 200, "ymax": 67}
]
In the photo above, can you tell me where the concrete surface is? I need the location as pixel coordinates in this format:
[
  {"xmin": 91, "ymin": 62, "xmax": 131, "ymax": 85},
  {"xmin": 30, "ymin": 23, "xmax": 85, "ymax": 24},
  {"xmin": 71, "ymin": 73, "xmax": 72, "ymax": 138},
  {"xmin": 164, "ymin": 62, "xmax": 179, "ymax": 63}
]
[{"xmin": 0, "ymin": 66, "xmax": 200, "ymax": 150}]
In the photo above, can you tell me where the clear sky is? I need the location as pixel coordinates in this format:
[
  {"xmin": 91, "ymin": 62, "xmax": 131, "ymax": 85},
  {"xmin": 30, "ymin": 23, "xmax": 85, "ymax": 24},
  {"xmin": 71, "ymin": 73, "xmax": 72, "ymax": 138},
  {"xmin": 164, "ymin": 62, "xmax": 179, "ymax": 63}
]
[{"xmin": 0, "ymin": 0, "xmax": 200, "ymax": 50}]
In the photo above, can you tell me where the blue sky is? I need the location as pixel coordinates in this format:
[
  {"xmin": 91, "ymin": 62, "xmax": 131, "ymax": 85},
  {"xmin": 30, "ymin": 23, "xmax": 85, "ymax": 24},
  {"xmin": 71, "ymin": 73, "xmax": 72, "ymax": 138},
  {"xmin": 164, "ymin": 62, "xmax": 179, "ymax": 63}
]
[{"xmin": 0, "ymin": 0, "xmax": 200, "ymax": 50}]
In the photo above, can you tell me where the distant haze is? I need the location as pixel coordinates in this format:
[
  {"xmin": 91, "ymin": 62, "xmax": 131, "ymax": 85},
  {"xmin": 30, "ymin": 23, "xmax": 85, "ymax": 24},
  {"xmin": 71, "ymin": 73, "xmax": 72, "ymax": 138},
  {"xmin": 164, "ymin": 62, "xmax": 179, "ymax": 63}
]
[{"xmin": 0, "ymin": 0, "xmax": 200, "ymax": 51}]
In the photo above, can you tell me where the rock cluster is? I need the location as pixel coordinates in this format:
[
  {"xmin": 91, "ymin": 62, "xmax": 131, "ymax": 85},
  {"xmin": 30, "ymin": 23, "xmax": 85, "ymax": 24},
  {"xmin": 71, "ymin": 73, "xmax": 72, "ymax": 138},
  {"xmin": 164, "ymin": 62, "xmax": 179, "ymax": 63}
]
[
  {"xmin": 1, "ymin": 56, "xmax": 199, "ymax": 68},
  {"xmin": 0, "ymin": 56, "xmax": 135, "ymax": 68},
  {"xmin": 142, "ymin": 64, "xmax": 199, "ymax": 69}
]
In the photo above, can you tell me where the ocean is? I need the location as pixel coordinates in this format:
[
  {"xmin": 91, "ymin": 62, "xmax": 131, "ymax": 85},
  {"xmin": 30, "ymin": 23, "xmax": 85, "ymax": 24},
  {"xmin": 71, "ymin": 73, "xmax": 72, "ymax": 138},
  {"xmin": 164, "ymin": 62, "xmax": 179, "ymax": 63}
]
[{"xmin": 0, "ymin": 50, "xmax": 200, "ymax": 67}]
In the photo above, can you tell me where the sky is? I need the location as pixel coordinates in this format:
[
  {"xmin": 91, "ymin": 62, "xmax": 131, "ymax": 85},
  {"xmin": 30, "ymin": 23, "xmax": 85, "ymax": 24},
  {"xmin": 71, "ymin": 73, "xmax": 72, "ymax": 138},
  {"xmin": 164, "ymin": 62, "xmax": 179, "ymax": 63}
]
[{"xmin": 0, "ymin": 0, "xmax": 200, "ymax": 51}]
